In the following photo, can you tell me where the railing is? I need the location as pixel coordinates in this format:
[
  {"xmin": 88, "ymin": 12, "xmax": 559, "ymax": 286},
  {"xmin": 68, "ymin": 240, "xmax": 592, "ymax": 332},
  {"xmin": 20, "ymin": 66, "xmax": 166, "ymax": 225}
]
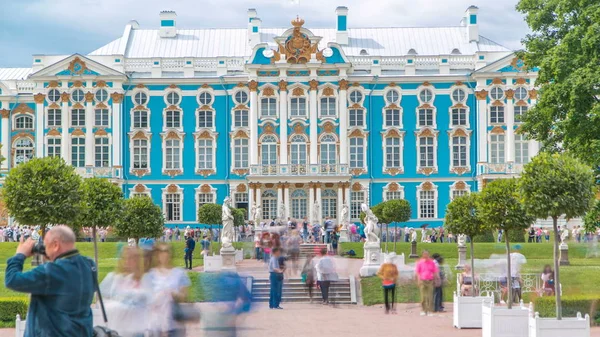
[
  {"xmin": 15, "ymin": 81, "xmax": 36, "ymax": 93},
  {"xmin": 456, "ymin": 273, "xmax": 561, "ymax": 300},
  {"xmin": 75, "ymin": 167, "xmax": 122, "ymax": 179},
  {"xmin": 250, "ymin": 164, "xmax": 349, "ymax": 176},
  {"xmin": 478, "ymin": 163, "xmax": 524, "ymax": 175}
]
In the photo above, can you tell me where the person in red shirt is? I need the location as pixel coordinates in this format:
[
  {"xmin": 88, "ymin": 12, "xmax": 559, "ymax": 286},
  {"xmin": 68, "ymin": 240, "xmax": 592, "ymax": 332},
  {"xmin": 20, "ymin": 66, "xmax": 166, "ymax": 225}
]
[{"xmin": 414, "ymin": 250, "xmax": 439, "ymax": 316}]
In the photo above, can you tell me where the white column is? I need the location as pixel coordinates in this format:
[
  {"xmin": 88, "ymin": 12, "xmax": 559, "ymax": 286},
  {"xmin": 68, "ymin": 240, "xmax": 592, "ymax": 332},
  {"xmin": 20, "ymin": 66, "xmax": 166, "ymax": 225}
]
[
  {"xmin": 337, "ymin": 185, "xmax": 344, "ymax": 223},
  {"xmin": 528, "ymin": 97, "xmax": 540, "ymax": 158},
  {"xmin": 61, "ymin": 99, "xmax": 70, "ymax": 162},
  {"xmin": 85, "ymin": 93, "xmax": 94, "ymax": 167},
  {"xmin": 35, "ymin": 99, "xmax": 45, "ymax": 158},
  {"xmin": 343, "ymin": 185, "xmax": 350, "ymax": 216},
  {"xmin": 316, "ymin": 185, "xmax": 322, "ymax": 222},
  {"xmin": 112, "ymin": 93, "xmax": 123, "ymax": 167},
  {"xmin": 1, "ymin": 103, "xmax": 9, "ymax": 169},
  {"xmin": 249, "ymin": 81, "xmax": 258, "ymax": 166},
  {"xmin": 256, "ymin": 185, "xmax": 262, "ymax": 215},
  {"xmin": 309, "ymin": 185, "xmax": 315, "ymax": 224},
  {"xmin": 248, "ymin": 185, "xmax": 254, "ymax": 221},
  {"xmin": 279, "ymin": 81, "xmax": 288, "ymax": 165},
  {"xmin": 277, "ymin": 185, "xmax": 283, "ymax": 211},
  {"xmin": 476, "ymin": 92, "xmax": 488, "ymax": 163},
  {"xmin": 309, "ymin": 82, "xmax": 318, "ymax": 165},
  {"xmin": 506, "ymin": 94, "xmax": 515, "ymax": 163},
  {"xmin": 339, "ymin": 82, "xmax": 348, "ymax": 164},
  {"xmin": 284, "ymin": 184, "xmax": 290, "ymax": 219}
]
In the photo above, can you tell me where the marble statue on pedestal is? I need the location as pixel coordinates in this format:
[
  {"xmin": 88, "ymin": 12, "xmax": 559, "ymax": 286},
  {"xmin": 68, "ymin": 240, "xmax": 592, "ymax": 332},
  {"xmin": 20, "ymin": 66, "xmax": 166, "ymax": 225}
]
[
  {"xmin": 278, "ymin": 202, "xmax": 286, "ymax": 222},
  {"xmin": 561, "ymin": 227, "xmax": 569, "ymax": 243},
  {"xmin": 457, "ymin": 234, "xmax": 467, "ymax": 247},
  {"xmin": 340, "ymin": 204, "xmax": 349, "ymax": 229},
  {"xmin": 361, "ymin": 203, "xmax": 379, "ymax": 243},
  {"xmin": 411, "ymin": 229, "xmax": 417, "ymax": 243},
  {"xmin": 252, "ymin": 205, "xmax": 262, "ymax": 228},
  {"xmin": 221, "ymin": 197, "xmax": 235, "ymax": 248},
  {"xmin": 312, "ymin": 200, "xmax": 320, "ymax": 224}
]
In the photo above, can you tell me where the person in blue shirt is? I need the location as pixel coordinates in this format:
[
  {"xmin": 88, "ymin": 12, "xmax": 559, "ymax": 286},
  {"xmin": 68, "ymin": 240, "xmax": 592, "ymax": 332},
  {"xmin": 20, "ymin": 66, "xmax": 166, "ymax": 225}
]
[
  {"xmin": 268, "ymin": 248, "xmax": 284, "ymax": 309},
  {"xmin": 185, "ymin": 234, "xmax": 196, "ymax": 270},
  {"xmin": 5, "ymin": 225, "xmax": 95, "ymax": 337}
]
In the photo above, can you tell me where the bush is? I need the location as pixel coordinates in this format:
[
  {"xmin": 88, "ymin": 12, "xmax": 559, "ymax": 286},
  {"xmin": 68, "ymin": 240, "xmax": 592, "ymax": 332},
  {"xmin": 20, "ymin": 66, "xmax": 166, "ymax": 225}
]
[
  {"xmin": 0, "ymin": 298, "xmax": 28, "ymax": 323},
  {"xmin": 473, "ymin": 230, "xmax": 496, "ymax": 243},
  {"xmin": 534, "ymin": 296, "xmax": 600, "ymax": 325},
  {"xmin": 502, "ymin": 229, "xmax": 526, "ymax": 243}
]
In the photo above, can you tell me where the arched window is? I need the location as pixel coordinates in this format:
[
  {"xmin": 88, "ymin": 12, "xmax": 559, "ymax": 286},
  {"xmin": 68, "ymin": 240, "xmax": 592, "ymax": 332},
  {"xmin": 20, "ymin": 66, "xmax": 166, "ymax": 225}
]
[
  {"xmin": 320, "ymin": 134, "xmax": 337, "ymax": 168},
  {"xmin": 13, "ymin": 138, "xmax": 34, "ymax": 165},
  {"xmin": 261, "ymin": 135, "xmax": 278, "ymax": 167},
  {"xmin": 291, "ymin": 189, "xmax": 308, "ymax": 219},
  {"xmin": 15, "ymin": 115, "xmax": 33, "ymax": 130},
  {"xmin": 261, "ymin": 190, "xmax": 278, "ymax": 220},
  {"xmin": 322, "ymin": 189, "xmax": 337, "ymax": 219},
  {"xmin": 290, "ymin": 135, "xmax": 307, "ymax": 166}
]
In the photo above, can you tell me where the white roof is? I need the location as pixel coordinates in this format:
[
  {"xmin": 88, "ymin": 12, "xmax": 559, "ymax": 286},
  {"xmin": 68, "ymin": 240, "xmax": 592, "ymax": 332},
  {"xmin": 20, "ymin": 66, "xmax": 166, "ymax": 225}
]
[
  {"xmin": 0, "ymin": 68, "xmax": 33, "ymax": 80},
  {"xmin": 90, "ymin": 26, "xmax": 510, "ymax": 58}
]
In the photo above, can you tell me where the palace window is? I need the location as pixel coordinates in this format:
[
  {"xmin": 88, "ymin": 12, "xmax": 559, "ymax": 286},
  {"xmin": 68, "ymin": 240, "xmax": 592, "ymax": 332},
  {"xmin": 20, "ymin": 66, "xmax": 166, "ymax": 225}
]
[
  {"xmin": 385, "ymin": 190, "xmax": 404, "ymax": 201},
  {"xmin": 47, "ymin": 89, "xmax": 61, "ymax": 103},
  {"xmin": 233, "ymin": 138, "xmax": 248, "ymax": 169},
  {"xmin": 350, "ymin": 191, "xmax": 365, "ymax": 220},
  {"xmin": 95, "ymin": 108, "xmax": 109, "ymax": 127},
  {"xmin": 349, "ymin": 137, "xmax": 364, "ymax": 169},
  {"xmin": 385, "ymin": 108, "xmax": 401, "ymax": 127},
  {"xmin": 320, "ymin": 97, "xmax": 336, "ymax": 117},
  {"xmin": 133, "ymin": 92, "xmax": 148, "ymax": 106},
  {"xmin": 515, "ymin": 134, "xmax": 529, "ymax": 164},
  {"xmin": 198, "ymin": 92, "xmax": 213, "ymax": 105},
  {"xmin": 452, "ymin": 136, "xmax": 468, "ymax": 167},
  {"xmin": 452, "ymin": 189, "xmax": 468, "ymax": 200},
  {"xmin": 47, "ymin": 108, "xmax": 61, "ymax": 127},
  {"xmin": 385, "ymin": 137, "xmax": 402, "ymax": 168},
  {"xmin": 165, "ymin": 139, "xmax": 181, "ymax": 170},
  {"xmin": 386, "ymin": 89, "xmax": 400, "ymax": 104},
  {"xmin": 261, "ymin": 97, "xmax": 277, "ymax": 117},
  {"xmin": 490, "ymin": 134, "xmax": 505, "ymax": 164},
  {"xmin": 165, "ymin": 110, "xmax": 181, "ymax": 129},
  {"xmin": 291, "ymin": 189, "xmax": 308, "ymax": 219},
  {"xmin": 419, "ymin": 190, "xmax": 436, "ymax": 218},
  {"xmin": 95, "ymin": 89, "xmax": 108, "ymax": 103},
  {"xmin": 290, "ymin": 135, "xmax": 307, "ymax": 165},
  {"xmin": 418, "ymin": 108, "xmax": 434, "ymax": 127},
  {"xmin": 196, "ymin": 139, "xmax": 213, "ymax": 169},
  {"xmin": 13, "ymin": 138, "xmax": 33, "ymax": 165},
  {"xmin": 419, "ymin": 89, "xmax": 434, "ymax": 103},
  {"xmin": 322, "ymin": 189, "xmax": 337, "ymax": 219},
  {"xmin": 71, "ymin": 137, "xmax": 85, "ymax": 167},
  {"xmin": 132, "ymin": 139, "xmax": 148, "ymax": 169},
  {"xmin": 320, "ymin": 135, "xmax": 337, "ymax": 165},
  {"xmin": 71, "ymin": 89, "xmax": 85, "ymax": 103},
  {"xmin": 47, "ymin": 138, "xmax": 61, "ymax": 158},
  {"xmin": 349, "ymin": 108, "xmax": 364, "ymax": 127},
  {"xmin": 197, "ymin": 110, "xmax": 213, "ymax": 128},
  {"xmin": 95, "ymin": 137, "xmax": 110, "ymax": 167},
  {"xmin": 71, "ymin": 109, "xmax": 86, "ymax": 127},
  {"xmin": 451, "ymin": 108, "xmax": 467, "ymax": 126},
  {"xmin": 262, "ymin": 190, "xmax": 277, "ymax": 220},
  {"xmin": 165, "ymin": 193, "xmax": 181, "ymax": 222},
  {"xmin": 419, "ymin": 137, "xmax": 435, "ymax": 168},
  {"xmin": 197, "ymin": 192, "xmax": 214, "ymax": 208},
  {"xmin": 234, "ymin": 91, "xmax": 249, "ymax": 105},
  {"xmin": 234, "ymin": 109, "xmax": 249, "ymax": 128},
  {"xmin": 166, "ymin": 91, "xmax": 181, "ymax": 105},
  {"xmin": 490, "ymin": 106, "xmax": 505, "ymax": 124},
  {"xmin": 290, "ymin": 97, "xmax": 307, "ymax": 117},
  {"xmin": 133, "ymin": 110, "xmax": 148, "ymax": 129},
  {"xmin": 261, "ymin": 135, "xmax": 277, "ymax": 166},
  {"xmin": 349, "ymin": 90, "xmax": 363, "ymax": 104},
  {"xmin": 514, "ymin": 106, "xmax": 527, "ymax": 123},
  {"xmin": 515, "ymin": 87, "xmax": 528, "ymax": 100},
  {"xmin": 490, "ymin": 87, "xmax": 505, "ymax": 100},
  {"xmin": 452, "ymin": 88, "xmax": 466, "ymax": 103},
  {"xmin": 15, "ymin": 115, "xmax": 33, "ymax": 130}
]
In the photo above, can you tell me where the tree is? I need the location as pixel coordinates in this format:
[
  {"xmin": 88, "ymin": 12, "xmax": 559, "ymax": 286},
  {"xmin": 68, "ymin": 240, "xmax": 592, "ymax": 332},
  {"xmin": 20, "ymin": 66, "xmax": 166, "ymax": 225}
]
[
  {"xmin": 583, "ymin": 200, "xmax": 600, "ymax": 234},
  {"xmin": 516, "ymin": 0, "xmax": 600, "ymax": 166},
  {"xmin": 520, "ymin": 152, "xmax": 595, "ymax": 319},
  {"xmin": 232, "ymin": 208, "xmax": 245, "ymax": 227},
  {"xmin": 2, "ymin": 157, "xmax": 81, "ymax": 236},
  {"xmin": 115, "ymin": 197, "xmax": 164, "ymax": 243},
  {"xmin": 444, "ymin": 193, "xmax": 486, "ymax": 296},
  {"xmin": 478, "ymin": 179, "xmax": 534, "ymax": 309},
  {"xmin": 383, "ymin": 199, "xmax": 412, "ymax": 251},
  {"xmin": 198, "ymin": 203, "xmax": 222, "ymax": 225},
  {"xmin": 78, "ymin": 178, "xmax": 124, "ymax": 267}
]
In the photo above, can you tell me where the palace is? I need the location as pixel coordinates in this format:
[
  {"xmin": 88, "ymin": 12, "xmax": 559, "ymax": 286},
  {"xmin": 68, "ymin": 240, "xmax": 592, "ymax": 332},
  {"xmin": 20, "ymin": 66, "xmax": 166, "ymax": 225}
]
[{"xmin": 0, "ymin": 6, "xmax": 538, "ymax": 227}]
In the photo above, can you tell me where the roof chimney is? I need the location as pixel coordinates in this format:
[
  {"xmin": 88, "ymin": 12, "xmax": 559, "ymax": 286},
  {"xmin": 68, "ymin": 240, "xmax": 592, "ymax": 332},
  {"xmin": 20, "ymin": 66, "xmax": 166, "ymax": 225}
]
[
  {"xmin": 248, "ymin": 9, "xmax": 258, "ymax": 40},
  {"xmin": 335, "ymin": 6, "xmax": 348, "ymax": 45},
  {"xmin": 159, "ymin": 11, "xmax": 177, "ymax": 38},
  {"xmin": 249, "ymin": 18, "xmax": 262, "ymax": 48},
  {"xmin": 464, "ymin": 6, "xmax": 479, "ymax": 42}
]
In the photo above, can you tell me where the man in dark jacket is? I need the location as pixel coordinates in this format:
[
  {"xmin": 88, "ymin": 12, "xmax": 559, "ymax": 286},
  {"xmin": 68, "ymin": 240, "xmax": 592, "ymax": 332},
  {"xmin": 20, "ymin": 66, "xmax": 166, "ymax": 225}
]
[
  {"xmin": 185, "ymin": 234, "xmax": 196, "ymax": 270},
  {"xmin": 5, "ymin": 225, "xmax": 94, "ymax": 337}
]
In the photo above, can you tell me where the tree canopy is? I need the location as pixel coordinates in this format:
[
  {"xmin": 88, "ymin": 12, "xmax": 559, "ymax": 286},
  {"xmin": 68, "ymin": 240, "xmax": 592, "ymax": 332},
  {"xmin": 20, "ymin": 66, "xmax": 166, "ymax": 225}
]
[
  {"xmin": 444, "ymin": 193, "xmax": 486, "ymax": 239},
  {"xmin": 115, "ymin": 196, "xmax": 164, "ymax": 242},
  {"xmin": 478, "ymin": 179, "xmax": 534, "ymax": 233},
  {"xmin": 78, "ymin": 178, "xmax": 124, "ymax": 230},
  {"xmin": 516, "ymin": 0, "xmax": 600, "ymax": 166},
  {"xmin": 2, "ymin": 157, "xmax": 81, "ymax": 231},
  {"xmin": 382, "ymin": 199, "xmax": 412, "ymax": 224},
  {"xmin": 584, "ymin": 200, "xmax": 600, "ymax": 233},
  {"xmin": 198, "ymin": 203, "xmax": 222, "ymax": 225}
]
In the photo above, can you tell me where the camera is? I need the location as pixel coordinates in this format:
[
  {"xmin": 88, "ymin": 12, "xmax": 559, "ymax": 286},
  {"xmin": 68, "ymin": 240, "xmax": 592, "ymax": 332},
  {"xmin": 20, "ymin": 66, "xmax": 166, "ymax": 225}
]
[{"xmin": 32, "ymin": 243, "xmax": 46, "ymax": 255}]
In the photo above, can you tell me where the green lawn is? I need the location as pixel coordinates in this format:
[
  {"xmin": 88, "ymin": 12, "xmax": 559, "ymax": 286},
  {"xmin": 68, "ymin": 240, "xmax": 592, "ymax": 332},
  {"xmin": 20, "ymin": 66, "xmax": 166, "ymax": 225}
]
[{"xmin": 339, "ymin": 242, "xmax": 600, "ymax": 306}]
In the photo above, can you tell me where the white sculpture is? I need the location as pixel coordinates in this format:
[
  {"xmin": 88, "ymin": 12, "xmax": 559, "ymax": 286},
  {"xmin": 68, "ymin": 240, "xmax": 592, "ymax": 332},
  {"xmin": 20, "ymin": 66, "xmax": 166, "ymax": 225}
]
[
  {"xmin": 361, "ymin": 203, "xmax": 379, "ymax": 243},
  {"xmin": 411, "ymin": 229, "xmax": 417, "ymax": 243},
  {"xmin": 421, "ymin": 228, "xmax": 428, "ymax": 243},
  {"xmin": 221, "ymin": 197, "xmax": 235, "ymax": 248},
  {"xmin": 561, "ymin": 227, "xmax": 569, "ymax": 243},
  {"xmin": 253, "ymin": 205, "xmax": 262, "ymax": 227},
  {"xmin": 340, "ymin": 204, "xmax": 349, "ymax": 229},
  {"xmin": 250, "ymin": 205, "xmax": 257, "ymax": 223},
  {"xmin": 313, "ymin": 200, "xmax": 321, "ymax": 224},
  {"xmin": 278, "ymin": 202, "xmax": 286, "ymax": 221},
  {"xmin": 457, "ymin": 234, "xmax": 467, "ymax": 247}
]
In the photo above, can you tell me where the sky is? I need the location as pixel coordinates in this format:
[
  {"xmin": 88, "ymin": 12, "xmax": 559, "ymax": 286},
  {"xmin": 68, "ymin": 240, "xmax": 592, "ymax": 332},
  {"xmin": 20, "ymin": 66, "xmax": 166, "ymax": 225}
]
[{"xmin": 0, "ymin": 0, "xmax": 530, "ymax": 68}]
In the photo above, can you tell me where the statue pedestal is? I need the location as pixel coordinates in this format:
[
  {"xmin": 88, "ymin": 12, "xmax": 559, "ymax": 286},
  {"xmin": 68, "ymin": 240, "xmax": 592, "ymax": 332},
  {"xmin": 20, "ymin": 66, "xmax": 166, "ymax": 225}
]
[
  {"xmin": 339, "ymin": 228, "xmax": 350, "ymax": 242},
  {"xmin": 456, "ymin": 245, "xmax": 467, "ymax": 270},
  {"xmin": 559, "ymin": 243, "xmax": 570, "ymax": 266},
  {"xmin": 220, "ymin": 245, "xmax": 237, "ymax": 271},
  {"xmin": 359, "ymin": 242, "xmax": 382, "ymax": 277},
  {"xmin": 409, "ymin": 241, "xmax": 419, "ymax": 258}
]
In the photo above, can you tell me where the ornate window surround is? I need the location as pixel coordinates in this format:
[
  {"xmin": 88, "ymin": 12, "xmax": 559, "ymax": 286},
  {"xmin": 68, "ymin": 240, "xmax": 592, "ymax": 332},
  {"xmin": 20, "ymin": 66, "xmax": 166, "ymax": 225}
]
[
  {"xmin": 258, "ymin": 84, "xmax": 279, "ymax": 121},
  {"xmin": 130, "ymin": 88, "xmax": 151, "ymax": 132},
  {"xmin": 93, "ymin": 132, "xmax": 112, "ymax": 168},
  {"xmin": 382, "ymin": 86, "xmax": 403, "ymax": 129},
  {"xmin": 93, "ymin": 102, "xmax": 112, "ymax": 128},
  {"xmin": 415, "ymin": 127, "xmax": 439, "ymax": 176},
  {"xmin": 195, "ymin": 184, "xmax": 217, "ymax": 222},
  {"xmin": 231, "ymin": 129, "xmax": 250, "ymax": 175},
  {"xmin": 488, "ymin": 126, "xmax": 506, "ymax": 164},
  {"xmin": 194, "ymin": 130, "xmax": 218, "ymax": 176},
  {"xmin": 161, "ymin": 130, "xmax": 185, "ymax": 177},
  {"xmin": 450, "ymin": 181, "xmax": 470, "ymax": 201},
  {"xmin": 162, "ymin": 184, "xmax": 184, "ymax": 223},
  {"xmin": 164, "ymin": 87, "xmax": 183, "ymax": 106},
  {"xmin": 348, "ymin": 128, "xmax": 368, "ymax": 175},
  {"xmin": 288, "ymin": 84, "xmax": 309, "ymax": 121},
  {"xmin": 383, "ymin": 182, "xmax": 405, "ymax": 201},
  {"xmin": 416, "ymin": 84, "xmax": 437, "ymax": 129},
  {"xmin": 318, "ymin": 85, "xmax": 338, "ymax": 120},
  {"xmin": 129, "ymin": 130, "xmax": 152, "ymax": 177},
  {"xmin": 45, "ymin": 133, "xmax": 62, "ymax": 158},
  {"xmin": 417, "ymin": 181, "xmax": 438, "ymax": 219},
  {"xmin": 129, "ymin": 184, "xmax": 152, "ymax": 198},
  {"xmin": 448, "ymin": 127, "xmax": 472, "ymax": 175},
  {"xmin": 46, "ymin": 103, "xmax": 62, "ymax": 128},
  {"xmin": 196, "ymin": 86, "xmax": 216, "ymax": 132},
  {"xmin": 449, "ymin": 84, "xmax": 470, "ymax": 129},
  {"xmin": 381, "ymin": 128, "xmax": 405, "ymax": 176}
]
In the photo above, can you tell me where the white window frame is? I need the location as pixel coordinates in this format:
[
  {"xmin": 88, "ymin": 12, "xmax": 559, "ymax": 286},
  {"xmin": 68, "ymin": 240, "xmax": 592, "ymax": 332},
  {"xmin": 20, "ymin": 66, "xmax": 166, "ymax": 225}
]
[
  {"xmin": 95, "ymin": 88, "xmax": 109, "ymax": 103},
  {"xmin": 162, "ymin": 136, "xmax": 184, "ymax": 172},
  {"xmin": 449, "ymin": 132, "xmax": 471, "ymax": 171},
  {"xmin": 232, "ymin": 137, "xmax": 249, "ymax": 169},
  {"xmin": 47, "ymin": 89, "xmax": 61, "ymax": 103},
  {"xmin": 489, "ymin": 133, "xmax": 506, "ymax": 164},
  {"xmin": 164, "ymin": 90, "xmax": 182, "ymax": 106},
  {"xmin": 418, "ymin": 136, "xmax": 436, "ymax": 168},
  {"xmin": 233, "ymin": 108, "xmax": 249, "ymax": 128},
  {"xmin": 451, "ymin": 88, "xmax": 467, "ymax": 104},
  {"xmin": 132, "ymin": 90, "xmax": 150, "ymax": 106},
  {"xmin": 417, "ymin": 106, "xmax": 437, "ymax": 128},
  {"xmin": 14, "ymin": 114, "xmax": 34, "ymax": 130},
  {"xmin": 490, "ymin": 105, "xmax": 505, "ymax": 124},
  {"xmin": 131, "ymin": 109, "xmax": 150, "ymax": 130},
  {"xmin": 94, "ymin": 106, "xmax": 111, "ymax": 128},
  {"xmin": 289, "ymin": 134, "xmax": 308, "ymax": 166},
  {"xmin": 383, "ymin": 134, "xmax": 404, "ymax": 171},
  {"xmin": 514, "ymin": 86, "xmax": 529, "ymax": 101},
  {"xmin": 162, "ymin": 186, "xmax": 183, "ymax": 223},
  {"xmin": 197, "ymin": 89, "xmax": 214, "ymax": 106},
  {"xmin": 94, "ymin": 136, "xmax": 111, "ymax": 168},
  {"xmin": 349, "ymin": 136, "xmax": 366, "ymax": 169},
  {"xmin": 349, "ymin": 108, "xmax": 365, "ymax": 127},
  {"xmin": 195, "ymin": 136, "xmax": 216, "ymax": 173},
  {"xmin": 196, "ymin": 108, "xmax": 215, "ymax": 130},
  {"xmin": 384, "ymin": 87, "xmax": 402, "ymax": 106},
  {"xmin": 71, "ymin": 108, "xmax": 86, "ymax": 127},
  {"xmin": 47, "ymin": 107, "xmax": 62, "ymax": 128},
  {"xmin": 319, "ymin": 95, "xmax": 337, "ymax": 118},
  {"xmin": 130, "ymin": 136, "xmax": 151, "ymax": 172},
  {"xmin": 490, "ymin": 86, "xmax": 505, "ymax": 101},
  {"xmin": 417, "ymin": 87, "xmax": 435, "ymax": 105},
  {"xmin": 319, "ymin": 134, "xmax": 337, "ymax": 165},
  {"xmin": 233, "ymin": 89, "xmax": 249, "ymax": 105},
  {"xmin": 262, "ymin": 190, "xmax": 278, "ymax": 221},
  {"xmin": 350, "ymin": 190, "xmax": 365, "ymax": 220},
  {"xmin": 71, "ymin": 137, "xmax": 85, "ymax": 167},
  {"xmin": 195, "ymin": 186, "xmax": 216, "ymax": 221},
  {"xmin": 515, "ymin": 134, "xmax": 530, "ymax": 164},
  {"xmin": 258, "ymin": 86, "xmax": 278, "ymax": 119},
  {"xmin": 128, "ymin": 185, "xmax": 152, "ymax": 198},
  {"xmin": 71, "ymin": 89, "xmax": 86, "ymax": 103},
  {"xmin": 46, "ymin": 137, "xmax": 61, "ymax": 158},
  {"xmin": 163, "ymin": 108, "xmax": 183, "ymax": 131},
  {"xmin": 321, "ymin": 189, "xmax": 338, "ymax": 219},
  {"xmin": 514, "ymin": 105, "xmax": 528, "ymax": 124},
  {"xmin": 289, "ymin": 88, "xmax": 308, "ymax": 119},
  {"xmin": 450, "ymin": 182, "xmax": 471, "ymax": 201},
  {"xmin": 383, "ymin": 184, "xmax": 405, "ymax": 201},
  {"xmin": 13, "ymin": 138, "xmax": 34, "ymax": 166},
  {"xmin": 348, "ymin": 89, "xmax": 365, "ymax": 105},
  {"xmin": 260, "ymin": 134, "xmax": 278, "ymax": 166},
  {"xmin": 384, "ymin": 107, "xmax": 403, "ymax": 129},
  {"xmin": 290, "ymin": 189, "xmax": 308, "ymax": 219},
  {"xmin": 417, "ymin": 183, "xmax": 438, "ymax": 219}
]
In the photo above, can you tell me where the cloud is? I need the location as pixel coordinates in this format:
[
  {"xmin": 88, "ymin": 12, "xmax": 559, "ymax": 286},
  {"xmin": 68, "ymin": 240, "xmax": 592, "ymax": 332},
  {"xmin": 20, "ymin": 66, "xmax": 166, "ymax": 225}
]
[{"xmin": 0, "ymin": 0, "xmax": 529, "ymax": 67}]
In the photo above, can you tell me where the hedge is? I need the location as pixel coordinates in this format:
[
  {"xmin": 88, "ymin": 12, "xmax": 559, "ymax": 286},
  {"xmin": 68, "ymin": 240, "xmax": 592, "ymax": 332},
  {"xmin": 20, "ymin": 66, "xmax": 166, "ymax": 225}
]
[
  {"xmin": 0, "ymin": 297, "xmax": 28, "ymax": 323},
  {"xmin": 534, "ymin": 296, "xmax": 600, "ymax": 325}
]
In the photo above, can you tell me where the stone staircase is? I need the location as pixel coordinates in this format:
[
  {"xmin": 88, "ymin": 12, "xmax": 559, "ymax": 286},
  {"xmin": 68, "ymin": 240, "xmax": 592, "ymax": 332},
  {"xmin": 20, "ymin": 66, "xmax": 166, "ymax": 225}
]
[
  {"xmin": 251, "ymin": 277, "xmax": 356, "ymax": 304},
  {"xmin": 299, "ymin": 243, "xmax": 329, "ymax": 259}
]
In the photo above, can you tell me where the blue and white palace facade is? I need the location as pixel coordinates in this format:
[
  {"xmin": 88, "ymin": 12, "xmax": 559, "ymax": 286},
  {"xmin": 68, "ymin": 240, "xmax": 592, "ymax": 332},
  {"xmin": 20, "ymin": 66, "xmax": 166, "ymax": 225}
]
[{"xmin": 0, "ymin": 6, "xmax": 539, "ymax": 227}]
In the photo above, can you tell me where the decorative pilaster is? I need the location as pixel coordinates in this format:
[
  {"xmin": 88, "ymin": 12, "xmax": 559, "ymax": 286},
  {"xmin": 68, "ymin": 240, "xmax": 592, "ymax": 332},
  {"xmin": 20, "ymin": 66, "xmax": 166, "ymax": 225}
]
[
  {"xmin": 277, "ymin": 183, "xmax": 284, "ymax": 218},
  {"xmin": 60, "ymin": 94, "xmax": 70, "ymax": 162},
  {"xmin": 528, "ymin": 96, "xmax": 540, "ymax": 157},
  {"xmin": 279, "ymin": 80, "xmax": 288, "ymax": 165},
  {"xmin": 339, "ymin": 79, "xmax": 349, "ymax": 164},
  {"xmin": 111, "ymin": 93, "xmax": 124, "ymax": 167},
  {"xmin": 309, "ymin": 80, "xmax": 318, "ymax": 165},
  {"xmin": 505, "ymin": 89, "xmax": 515, "ymax": 163},
  {"xmin": 0, "ymin": 107, "xmax": 10, "ymax": 169},
  {"xmin": 337, "ymin": 185, "xmax": 344, "ymax": 223},
  {"xmin": 283, "ymin": 183, "xmax": 290, "ymax": 219},
  {"xmin": 85, "ymin": 92, "xmax": 95, "ymax": 166},
  {"xmin": 475, "ymin": 89, "xmax": 488, "ymax": 164},
  {"xmin": 249, "ymin": 80, "xmax": 259, "ymax": 166},
  {"xmin": 315, "ymin": 183, "xmax": 322, "ymax": 222},
  {"xmin": 309, "ymin": 184, "xmax": 315, "ymax": 224}
]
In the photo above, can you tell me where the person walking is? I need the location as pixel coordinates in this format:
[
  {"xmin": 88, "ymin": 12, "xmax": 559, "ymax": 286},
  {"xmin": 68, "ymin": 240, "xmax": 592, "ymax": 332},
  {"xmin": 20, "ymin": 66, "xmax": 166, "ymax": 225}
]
[
  {"xmin": 268, "ymin": 248, "xmax": 284, "ymax": 309},
  {"xmin": 200, "ymin": 235, "xmax": 211, "ymax": 257},
  {"xmin": 185, "ymin": 234, "xmax": 196, "ymax": 270},
  {"xmin": 377, "ymin": 253, "xmax": 399, "ymax": 314},
  {"xmin": 415, "ymin": 250, "xmax": 438, "ymax": 316},
  {"xmin": 301, "ymin": 254, "xmax": 316, "ymax": 302},
  {"xmin": 432, "ymin": 253, "xmax": 446, "ymax": 312},
  {"xmin": 316, "ymin": 248, "xmax": 337, "ymax": 305}
]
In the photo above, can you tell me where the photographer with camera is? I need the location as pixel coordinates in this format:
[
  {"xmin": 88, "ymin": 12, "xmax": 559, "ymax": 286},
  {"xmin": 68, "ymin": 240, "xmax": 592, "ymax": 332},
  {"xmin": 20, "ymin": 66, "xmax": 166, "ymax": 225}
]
[{"xmin": 5, "ymin": 225, "xmax": 95, "ymax": 337}]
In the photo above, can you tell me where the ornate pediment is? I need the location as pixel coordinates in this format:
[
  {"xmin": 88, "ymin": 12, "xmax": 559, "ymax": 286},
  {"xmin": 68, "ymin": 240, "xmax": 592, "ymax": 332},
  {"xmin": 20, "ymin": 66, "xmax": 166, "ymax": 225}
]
[{"xmin": 271, "ymin": 17, "xmax": 323, "ymax": 64}]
